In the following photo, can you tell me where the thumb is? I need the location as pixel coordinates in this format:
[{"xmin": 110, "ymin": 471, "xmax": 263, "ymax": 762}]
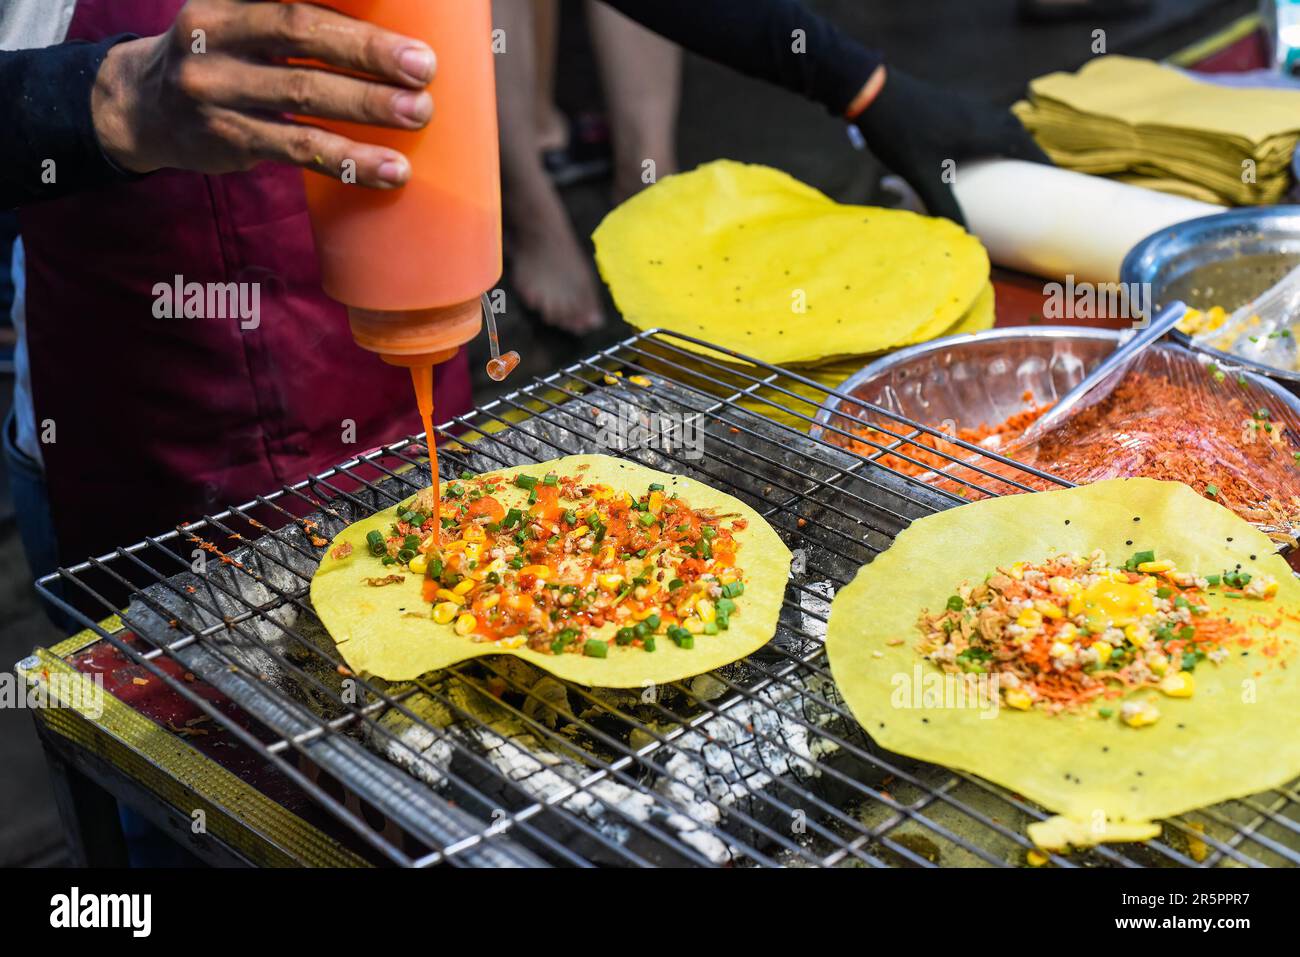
[{"xmin": 909, "ymin": 171, "xmax": 967, "ymax": 226}]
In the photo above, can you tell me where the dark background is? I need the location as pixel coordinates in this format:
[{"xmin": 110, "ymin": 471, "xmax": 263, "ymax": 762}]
[{"xmin": 0, "ymin": 0, "xmax": 1255, "ymax": 866}]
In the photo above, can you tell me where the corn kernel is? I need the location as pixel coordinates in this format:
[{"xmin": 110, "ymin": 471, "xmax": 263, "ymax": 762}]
[
  {"xmin": 684, "ymin": 618, "xmax": 705, "ymax": 634},
  {"xmin": 1092, "ymin": 641, "xmax": 1112, "ymax": 665},
  {"xmin": 461, "ymin": 526, "xmax": 486, "ymax": 543},
  {"xmin": 478, "ymin": 593, "xmax": 500, "ymax": 611},
  {"xmin": 628, "ymin": 375, "xmax": 652, "ymax": 387},
  {"xmin": 462, "ymin": 542, "xmax": 482, "ymax": 563},
  {"xmin": 696, "ymin": 599, "xmax": 716, "ymax": 623},
  {"xmin": 597, "ymin": 573, "xmax": 624, "ymax": 593},
  {"xmin": 1121, "ymin": 699, "xmax": 1161, "ymax": 728},
  {"xmin": 718, "ymin": 568, "xmax": 739, "ymax": 585},
  {"xmin": 498, "ymin": 636, "xmax": 526, "ymax": 649},
  {"xmin": 443, "ymin": 540, "xmax": 468, "ymax": 553},
  {"xmin": 603, "ymin": 375, "xmax": 619, "ymax": 386},
  {"xmin": 1004, "ymin": 688, "xmax": 1033, "ymax": 711},
  {"xmin": 1124, "ymin": 623, "xmax": 1149, "ymax": 647},
  {"xmin": 1057, "ymin": 623, "xmax": 1079, "ymax": 642},
  {"xmin": 1049, "ymin": 640, "xmax": 1073, "ymax": 659},
  {"xmin": 1026, "ymin": 850, "xmax": 1049, "ymax": 867},
  {"xmin": 1008, "ymin": 562, "xmax": 1026, "ymax": 581},
  {"xmin": 1159, "ymin": 670, "xmax": 1195, "ymax": 698},
  {"xmin": 569, "ymin": 525, "xmax": 590, "ymax": 538},
  {"xmin": 1137, "ymin": 560, "xmax": 1175, "ymax": 574},
  {"xmin": 1034, "ymin": 599, "xmax": 1064, "ymax": 619},
  {"xmin": 1048, "ymin": 576, "xmax": 1081, "ymax": 597},
  {"xmin": 433, "ymin": 602, "xmax": 458, "ymax": 624},
  {"xmin": 408, "ymin": 554, "xmax": 428, "ymax": 575},
  {"xmin": 454, "ymin": 613, "xmax": 477, "ymax": 636},
  {"xmin": 521, "ymin": 564, "xmax": 552, "ymax": 579},
  {"xmin": 452, "ymin": 579, "xmax": 475, "ymax": 596},
  {"xmin": 1017, "ymin": 608, "xmax": 1043, "ymax": 630},
  {"xmin": 632, "ymin": 604, "xmax": 660, "ymax": 622},
  {"xmin": 648, "ymin": 491, "xmax": 665, "ymax": 515},
  {"xmin": 435, "ymin": 588, "xmax": 464, "ymax": 605}
]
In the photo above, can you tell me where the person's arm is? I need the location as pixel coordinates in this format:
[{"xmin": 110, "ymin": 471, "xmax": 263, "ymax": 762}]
[
  {"xmin": 599, "ymin": 0, "xmax": 1048, "ymax": 223},
  {"xmin": 600, "ymin": 0, "xmax": 881, "ymax": 117},
  {"xmin": 0, "ymin": 37, "xmax": 141, "ymax": 209},
  {"xmin": 3, "ymin": 0, "xmax": 445, "ymax": 210}
]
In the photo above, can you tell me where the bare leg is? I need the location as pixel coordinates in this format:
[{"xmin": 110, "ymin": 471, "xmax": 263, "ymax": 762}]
[
  {"xmin": 492, "ymin": 0, "xmax": 604, "ymax": 334},
  {"xmin": 585, "ymin": 1, "xmax": 681, "ymax": 203},
  {"xmin": 532, "ymin": 0, "xmax": 568, "ymax": 153}
]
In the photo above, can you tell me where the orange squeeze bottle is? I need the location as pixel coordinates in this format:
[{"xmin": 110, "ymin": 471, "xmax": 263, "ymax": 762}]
[{"xmin": 302, "ymin": 0, "xmax": 503, "ymax": 532}]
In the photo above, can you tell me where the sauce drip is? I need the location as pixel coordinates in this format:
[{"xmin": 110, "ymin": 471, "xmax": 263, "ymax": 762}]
[{"xmin": 410, "ymin": 363, "xmax": 440, "ymax": 547}]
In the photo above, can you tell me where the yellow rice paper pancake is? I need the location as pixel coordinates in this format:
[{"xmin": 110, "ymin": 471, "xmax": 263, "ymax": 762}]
[
  {"xmin": 593, "ymin": 160, "xmax": 990, "ymax": 365},
  {"xmin": 826, "ymin": 479, "xmax": 1300, "ymax": 848},
  {"xmin": 312, "ymin": 455, "xmax": 791, "ymax": 688}
]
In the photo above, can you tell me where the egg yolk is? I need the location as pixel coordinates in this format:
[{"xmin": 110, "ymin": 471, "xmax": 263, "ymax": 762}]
[{"xmin": 1074, "ymin": 580, "xmax": 1155, "ymax": 631}]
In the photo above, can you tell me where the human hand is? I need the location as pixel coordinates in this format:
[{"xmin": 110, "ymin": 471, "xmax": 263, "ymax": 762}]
[
  {"xmin": 91, "ymin": 0, "xmax": 438, "ymax": 188},
  {"xmin": 854, "ymin": 67, "xmax": 1050, "ymax": 225}
]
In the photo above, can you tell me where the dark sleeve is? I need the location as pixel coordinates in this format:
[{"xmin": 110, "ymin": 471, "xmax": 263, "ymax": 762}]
[
  {"xmin": 599, "ymin": 0, "xmax": 882, "ymax": 116},
  {"xmin": 1, "ymin": 35, "xmax": 141, "ymax": 210}
]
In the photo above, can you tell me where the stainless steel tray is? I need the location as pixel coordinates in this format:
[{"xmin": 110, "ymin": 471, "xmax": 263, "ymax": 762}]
[
  {"xmin": 1121, "ymin": 206, "xmax": 1300, "ymax": 388},
  {"xmin": 811, "ymin": 325, "xmax": 1300, "ymax": 440}
]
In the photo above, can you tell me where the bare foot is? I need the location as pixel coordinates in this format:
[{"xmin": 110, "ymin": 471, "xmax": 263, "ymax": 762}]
[
  {"xmin": 612, "ymin": 150, "xmax": 676, "ymax": 206},
  {"xmin": 507, "ymin": 183, "xmax": 605, "ymax": 335},
  {"xmin": 537, "ymin": 103, "xmax": 569, "ymax": 154}
]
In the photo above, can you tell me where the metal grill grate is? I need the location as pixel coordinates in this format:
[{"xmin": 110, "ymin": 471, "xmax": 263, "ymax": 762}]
[{"xmin": 36, "ymin": 329, "xmax": 1300, "ymax": 868}]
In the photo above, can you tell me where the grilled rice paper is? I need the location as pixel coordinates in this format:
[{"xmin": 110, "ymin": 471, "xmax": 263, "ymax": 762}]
[
  {"xmin": 312, "ymin": 455, "xmax": 791, "ymax": 687},
  {"xmin": 592, "ymin": 160, "xmax": 990, "ymax": 365},
  {"xmin": 826, "ymin": 479, "xmax": 1300, "ymax": 849}
]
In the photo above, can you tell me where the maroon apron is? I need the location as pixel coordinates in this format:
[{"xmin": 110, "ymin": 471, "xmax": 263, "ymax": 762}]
[{"xmin": 18, "ymin": 0, "xmax": 473, "ymax": 564}]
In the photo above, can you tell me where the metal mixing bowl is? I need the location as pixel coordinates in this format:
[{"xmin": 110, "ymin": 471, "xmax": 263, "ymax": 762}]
[
  {"xmin": 1121, "ymin": 206, "xmax": 1300, "ymax": 389},
  {"xmin": 810, "ymin": 326, "xmax": 1300, "ymax": 441}
]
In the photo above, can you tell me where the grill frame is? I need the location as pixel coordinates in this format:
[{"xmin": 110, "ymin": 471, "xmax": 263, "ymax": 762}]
[{"xmin": 34, "ymin": 328, "xmax": 1300, "ymax": 868}]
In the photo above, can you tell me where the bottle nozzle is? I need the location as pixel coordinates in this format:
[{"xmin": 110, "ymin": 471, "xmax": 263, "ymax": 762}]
[{"xmin": 348, "ymin": 298, "xmax": 484, "ymax": 368}]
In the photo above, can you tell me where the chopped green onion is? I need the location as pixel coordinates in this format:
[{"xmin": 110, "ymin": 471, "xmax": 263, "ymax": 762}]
[
  {"xmin": 514, "ymin": 475, "xmax": 538, "ymax": 490},
  {"xmin": 648, "ymin": 483, "xmax": 665, "ymax": 492},
  {"xmin": 1204, "ymin": 484, "xmax": 1219, "ymax": 498},
  {"xmin": 721, "ymin": 581, "xmax": 745, "ymax": 599},
  {"xmin": 543, "ymin": 473, "xmax": 558, "ymax": 486},
  {"xmin": 668, "ymin": 579, "xmax": 684, "ymax": 591},
  {"xmin": 946, "ymin": 595, "xmax": 965, "ymax": 612},
  {"xmin": 642, "ymin": 636, "xmax": 656, "ymax": 652}
]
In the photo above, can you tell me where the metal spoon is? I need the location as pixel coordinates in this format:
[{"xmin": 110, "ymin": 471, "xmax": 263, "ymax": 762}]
[{"xmin": 1019, "ymin": 300, "xmax": 1188, "ymax": 443}]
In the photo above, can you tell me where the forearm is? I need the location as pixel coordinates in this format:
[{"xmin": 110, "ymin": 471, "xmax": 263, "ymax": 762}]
[
  {"xmin": 0, "ymin": 36, "xmax": 141, "ymax": 209},
  {"xmin": 598, "ymin": 0, "xmax": 882, "ymax": 116}
]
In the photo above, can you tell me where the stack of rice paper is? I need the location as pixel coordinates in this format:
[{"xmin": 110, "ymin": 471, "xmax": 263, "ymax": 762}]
[
  {"xmin": 1014, "ymin": 56, "xmax": 1300, "ymax": 206},
  {"xmin": 593, "ymin": 161, "xmax": 993, "ymax": 430}
]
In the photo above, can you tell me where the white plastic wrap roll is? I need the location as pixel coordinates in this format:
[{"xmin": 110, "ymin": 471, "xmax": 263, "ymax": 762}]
[{"xmin": 952, "ymin": 160, "xmax": 1224, "ymax": 284}]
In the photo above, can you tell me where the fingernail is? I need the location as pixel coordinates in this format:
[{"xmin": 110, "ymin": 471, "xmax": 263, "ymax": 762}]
[
  {"xmin": 393, "ymin": 91, "xmax": 433, "ymax": 124},
  {"xmin": 399, "ymin": 45, "xmax": 436, "ymax": 83},
  {"xmin": 377, "ymin": 156, "xmax": 410, "ymax": 187}
]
